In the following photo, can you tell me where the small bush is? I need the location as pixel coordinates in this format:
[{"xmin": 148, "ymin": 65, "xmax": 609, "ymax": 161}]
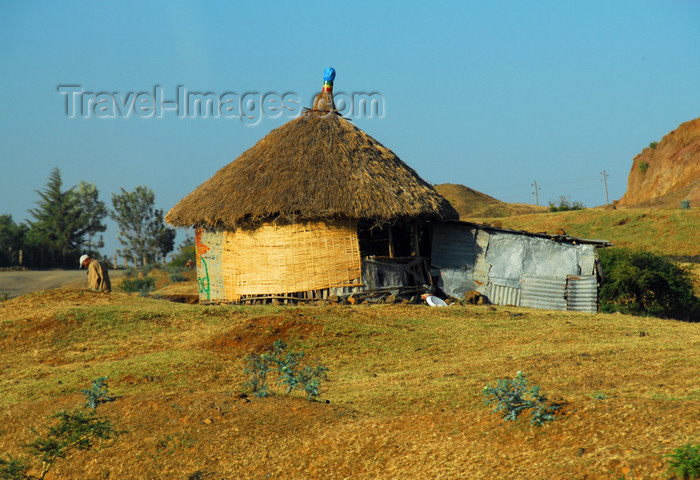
[
  {"xmin": 639, "ymin": 161, "xmax": 650, "ymax": 173},
  {"xmin": 140, "ymin": 263, "xmax": 154, "ymax": 275},
  {"xmin": 666, "ymin": 444, "xmax": 700, "ymax": 479},
  {"xmin": 243, "ymin": 351, "xmax": 276, "ymax": 398},
  {"xmin": 123, "ymin": 267, "xmax": 137, "ymax": 278},
  {"xmin": 681, "ymin": 200, "xmax": 691, "ymax": 210},
  {"xmin": 163, "ymin": 264, "xmax": 185, "ymax": 274},
  {"xmin": 549, "ymin": 195, "xmax": 584, "ymax": 212},
  {"xmin": 296, "ymin": 364, "xmax": 330, "ymax": 401},
  {"xmin": 169, "ymin": 273, "xmax": 187, "ymax": 283},
  {"xmin": 119, "ymin": 276, "xmax": 156, "ymax": 294},
  {"xmin": 244, "ymin": 340, "xmax": 329, "ymax": 401},
  {"xmin": 81, "ymin": 376, "xmax": 114, "ymax": 409},
  {"xmin": 598, "ymin": 248, "xmax": 700, "ymax": 321},
  {"xmin": 169, "ymin": 236, "xmax": 196, "ymax": 269},
  {"xmin": 649, "ymin": 141, "xmax": 658, "ymax": 149},
  {"xmin": 0, "ymin": 455, "xmax": 28, "ymax": 480},
  {"xmin": 25, "ymin": 410, "xmax": 114, "ymax": 480},
  {"xmin": 483, "ymin": 371, "xmax": 561, "ymax": 426},
  {"xmin": 275, "ymin": 343, "xmax": 306, "ymax": 395}
]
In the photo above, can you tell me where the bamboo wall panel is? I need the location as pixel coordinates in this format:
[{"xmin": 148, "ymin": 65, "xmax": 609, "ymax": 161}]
[
  {"xmin": 222, "ymin": 219, "xmax": 361, "ymax": 299},
  {"xmin": 195, "ymin": 228, "xmax": 225, "ymax": 301}
]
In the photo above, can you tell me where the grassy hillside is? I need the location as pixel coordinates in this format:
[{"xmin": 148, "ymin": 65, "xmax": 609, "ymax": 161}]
[
  {"xmin": 1, "ymin": 289, "xmax": 698, "ymax": 479},
  {"xmin": 435, "ymin": 183, "xmax": 699, "ymax": 258},
  {"xmin": 434, "ymin": 183, "xmax": 548, "ymax": 218},
  {"xmin": 473, "ymin": 207, "xmax": 700, "ymax": 258}
]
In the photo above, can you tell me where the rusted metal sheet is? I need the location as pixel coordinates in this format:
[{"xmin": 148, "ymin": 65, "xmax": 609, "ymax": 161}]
[
  {"xmin": 521, "ymin": 275, "xmax": 567, "ymax": 311},
  {"xmin": 195, "ymin": 228, "xmax": 225, "ymax": 301},
  {"xmin": 567, "ymin": 275, "xmax": 598, "ymax": 313},
  {"xmin": 431, "ymin": 223, "xmax": 477, "ymax": 269},
  {"xmin": 488, "ymin": 283, "xmax": 521, "ymax": 306}
]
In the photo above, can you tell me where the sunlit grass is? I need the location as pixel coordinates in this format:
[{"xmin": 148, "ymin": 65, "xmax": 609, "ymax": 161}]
[{"xmin": 476, "ymin": 207, "xmax": 700, "ymax": 257}]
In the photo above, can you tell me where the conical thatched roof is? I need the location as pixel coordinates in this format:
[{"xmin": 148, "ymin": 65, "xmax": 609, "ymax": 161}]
[{"xmin": 166, "ymin": 75, "xmax": 458, "ymax": 230}]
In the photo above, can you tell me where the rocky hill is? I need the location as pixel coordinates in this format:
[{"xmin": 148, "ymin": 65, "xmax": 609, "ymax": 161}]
[{"xmin": 619, "ymin": 116, "xmax": 700, "ymax": 207}]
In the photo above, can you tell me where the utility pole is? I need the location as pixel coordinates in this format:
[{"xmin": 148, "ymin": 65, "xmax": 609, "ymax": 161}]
[
  {"xmin": 531, "ymin": 180, "xmax": 541, "ymax": 206},
  {"xmin": 600, "ymin": 170, "xmax": 609, "ymax": 205}
]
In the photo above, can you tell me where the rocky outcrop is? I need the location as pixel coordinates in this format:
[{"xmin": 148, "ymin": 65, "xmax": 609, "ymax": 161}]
[{"xmin": 619, "ymin": 117, "xmax": 700, "ymax": 207}]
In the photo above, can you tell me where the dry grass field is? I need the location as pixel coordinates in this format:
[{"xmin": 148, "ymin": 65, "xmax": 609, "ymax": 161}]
[{"xmin": 1, "ymin": 289, "xmax": 698, "ymax": 479}]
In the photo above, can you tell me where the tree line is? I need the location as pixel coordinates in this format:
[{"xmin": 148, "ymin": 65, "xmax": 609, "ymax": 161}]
[{"xmin": 0, "ymin": 168, "xmax": 175, "ymax": 269}]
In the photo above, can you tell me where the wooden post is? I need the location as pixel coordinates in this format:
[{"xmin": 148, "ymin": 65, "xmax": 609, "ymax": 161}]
[
  {"xmin": 387, "ymin": 227, "xmax": 394, "ymax": 258},
  {"xmin": 19, "ymin": 249, "xmax": 23, "ymax": 266},
  {"xmin": 412, "ymin": 224, "xmax": 421, "ymax": 257},
  {"xmin": 113, "ymin": 253, "xmax": 117, "ymax": 269}
]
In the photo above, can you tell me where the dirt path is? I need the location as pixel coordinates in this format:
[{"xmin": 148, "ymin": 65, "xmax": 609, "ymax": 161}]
[{"xmin": 0, "ymin": 269, "xmax": 124, "ymax": 298}]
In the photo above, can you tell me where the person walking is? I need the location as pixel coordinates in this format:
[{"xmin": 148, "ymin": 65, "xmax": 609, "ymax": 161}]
[{"xmin": 79, "ymin": 254, "xmax": 111, "ymax": 293}]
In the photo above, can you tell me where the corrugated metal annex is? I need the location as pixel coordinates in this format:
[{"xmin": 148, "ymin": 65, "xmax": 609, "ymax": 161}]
[{"xmin": 431, "ymin": 221, "xmax": 610, "ymax": 312}]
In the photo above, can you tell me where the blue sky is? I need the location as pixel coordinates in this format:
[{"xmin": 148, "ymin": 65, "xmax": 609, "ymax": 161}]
[{"xmin": 1, "ymin": 1, "xmax": 699, "ymax": 258}]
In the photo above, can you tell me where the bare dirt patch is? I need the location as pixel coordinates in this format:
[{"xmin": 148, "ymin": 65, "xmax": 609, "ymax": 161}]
[{"xmin": 203, "ymin": 311, "xmax": 321, "ymax": 355}]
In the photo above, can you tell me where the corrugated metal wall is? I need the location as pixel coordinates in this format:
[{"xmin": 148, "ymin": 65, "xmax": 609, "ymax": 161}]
[
  {"xmin": 521, "ymin": 275, "xmax": 567, "ymax": 311},
  {"xmin": 488, "ymin": 283, "xmax": 521, "ymax": 307},
  {"xmin": 432, "ymin": 223, "xmax": 600, "ymax": 313},
  {"xmin": 431, "ymin": 223, "xmax": 476, "ymax": 269},
  {"xmin": 567, "ymin": 275, "xmax": 598, "ymax": 312}
]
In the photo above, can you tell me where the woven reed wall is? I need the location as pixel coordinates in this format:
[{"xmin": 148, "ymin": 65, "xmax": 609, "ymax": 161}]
[
  {"xmin": 195, "ymin": 228, "xmax": 226, "ymax": 301},
  {"xmin": 222, "ymin": 219, "xmax": 361, "ymax": 299}
]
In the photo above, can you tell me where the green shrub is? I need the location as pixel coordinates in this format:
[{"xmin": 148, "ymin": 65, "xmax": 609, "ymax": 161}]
[
  {"xmin": 639, "ymin": 161, "xmax": 650, "ymax": 173},
  {"xmin": 666, "ymin": 444, "xmax": 700, "ymax": 479},
  {"xmin": 598, "ymin": 248, "xmax": 700, "ymax": 321},
  {"xmin": 163, "ymin": 264, "xmax": 185, "ymax": 274},
  {"xmin": 119, "ymin": 276, "xmax": 156, "ymax": 294},
  {"xmin": 244, "ymin": 340, "xmax": 329, "ymax": 401},
  {"xmin": 275, "ymin": 342, "xmax": 306, "ymax": 395},
  {"xmin": 81, "ymin": 377, "xmax": 114, "ymax": 409},
  {"xmin": 649, "ymin": 141, "xmax": 658, "ymax": 149},
  {"xmin": 140, "ymin": 263, "xmax": 154, "ymax": 275},
  {"xmin": 243, "ymin": 351, "xmax": 276, "ymax": 398},
  {"xmin": 169, "ymin": 273, "xmax": 187, "ymax": 283},
  {"xmin": 25, "ymin": 410, "xmax": 114, "ymax": 480},
  {"xmin": 482, "ymin": 371, "xmax": 561, "ymax": 426},
  {"xmin": 548, "ymin": 195, "xmax": 584, "ymax": 212},
  {"xmin": 296, "ymin": 364, "xmax": 330, "ymax": 401},
  {"xmin": 681, "ymin": 200, "xmax": 691, "ymax": 210},
  {"xmin": 2, "ymin": 381, "xmax": 118, "ymax": 480},
  {"xmin": 0, "ymin": 455, "xmax": 28, "ymax": 480},
  {"xmin": 123, "ymin": 267, "xmax": 137, "ymax": 278},
  {"xmin": 169, "ymin": 235, "xmax": 196, "ymax": 269}
]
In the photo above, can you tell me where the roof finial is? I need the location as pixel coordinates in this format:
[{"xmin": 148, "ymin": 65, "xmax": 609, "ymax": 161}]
[
  {"xmin": 323, "ymin": 67, "xmax": 336, "ymax": 92},
  {"xmin": 313, "ymin": 67, "xmax": 336, "ymax": 112}
]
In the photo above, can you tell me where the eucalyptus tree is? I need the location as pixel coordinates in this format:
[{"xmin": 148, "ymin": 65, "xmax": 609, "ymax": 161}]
[{"xmin": 110, "ymin": 186, "xmax": 175, "ymax": 265}]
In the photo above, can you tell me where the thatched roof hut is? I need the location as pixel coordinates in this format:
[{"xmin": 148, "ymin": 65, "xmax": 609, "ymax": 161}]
[
  {"xmin": 166, "ymin": 68, "xmax": 457, "ymax": 303},
  {"xmin": 166, "ymin": 107, "xmax": 455, "ymax": 228}
]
